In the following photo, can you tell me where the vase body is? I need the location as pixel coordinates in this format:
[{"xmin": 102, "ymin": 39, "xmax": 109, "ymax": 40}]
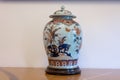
[{"xmin": 43, "ymin": 7, "xmax": 82, "ymax": 75}]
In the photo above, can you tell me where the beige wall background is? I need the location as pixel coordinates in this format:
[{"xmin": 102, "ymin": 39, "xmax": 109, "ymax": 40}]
[{"xmin": 0, "ymin": 2, "xmax": 120, "ymax": 68}]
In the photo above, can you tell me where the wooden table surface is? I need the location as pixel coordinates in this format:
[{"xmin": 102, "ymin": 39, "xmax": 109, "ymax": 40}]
[{"xmin": 0, "ymin": 68, "xmax": 120, "ymax": 80}]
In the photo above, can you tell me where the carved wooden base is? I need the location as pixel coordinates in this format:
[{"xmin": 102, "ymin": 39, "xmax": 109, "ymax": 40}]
[{"xmin": 46, "ymin": 67, "xmax": 81, "ymax": 75}]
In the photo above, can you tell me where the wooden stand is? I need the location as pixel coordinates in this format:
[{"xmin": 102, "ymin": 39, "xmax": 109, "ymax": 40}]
[{"xmin": 46, "ymin": 67, "xmax": 81, "ymax": 75}]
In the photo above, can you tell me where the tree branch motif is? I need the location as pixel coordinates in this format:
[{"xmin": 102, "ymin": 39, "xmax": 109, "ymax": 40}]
[
  {"xmin": 58, "ymin": 36, "xmax": 66, "ymax": 45},
  {"xmin": 45, "ymin": 25, "xmax": 61, "ymax": 44}
]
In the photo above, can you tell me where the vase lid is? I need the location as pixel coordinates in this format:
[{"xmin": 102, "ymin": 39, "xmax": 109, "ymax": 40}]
[{"xmin": 49, "ymin": 6, "xmax": 76, "ymax": 18}]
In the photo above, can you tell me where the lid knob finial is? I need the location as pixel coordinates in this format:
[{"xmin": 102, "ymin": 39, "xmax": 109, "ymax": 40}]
[{"xmin": 61, "ymin": 5, "xmax": 65, "ymax": 11}]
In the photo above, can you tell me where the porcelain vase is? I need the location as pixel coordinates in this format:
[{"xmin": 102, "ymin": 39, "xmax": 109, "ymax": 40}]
[{"xmin": 43, "ymin": 6, "xmax": 82, "ymax": 75}]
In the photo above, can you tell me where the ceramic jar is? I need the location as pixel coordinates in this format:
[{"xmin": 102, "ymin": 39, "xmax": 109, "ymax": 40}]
[{"xmin": 43, "ymin": 6, "xmax": 82, "ymax": 75}]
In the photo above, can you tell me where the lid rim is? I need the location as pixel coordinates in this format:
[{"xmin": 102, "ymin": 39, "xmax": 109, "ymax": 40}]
[{"xmin": 49, "ymin": 15, "xmax": 76, "ymax": 18}]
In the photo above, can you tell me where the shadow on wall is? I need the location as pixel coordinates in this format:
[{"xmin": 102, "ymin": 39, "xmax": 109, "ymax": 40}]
[{"xmin": 22, "ymin": 24, "xmax": 47, "ymax": 67}]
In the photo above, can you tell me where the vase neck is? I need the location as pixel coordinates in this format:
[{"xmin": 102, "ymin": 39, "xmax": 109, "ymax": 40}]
[{"xmin": 53, "ymin": 16, "xmax": 73, "ymax": 20}]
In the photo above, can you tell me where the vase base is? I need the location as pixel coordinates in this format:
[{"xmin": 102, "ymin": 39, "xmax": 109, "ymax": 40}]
[{"xmin": 46, "ymin": 67, "xmax": 81, "ymax": 75}]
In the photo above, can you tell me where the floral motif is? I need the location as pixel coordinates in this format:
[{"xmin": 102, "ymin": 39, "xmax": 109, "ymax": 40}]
[
  {"xmin": 52, "ymin": 17, "xmax": 75, "ymax": 26},
  {"xmin": 65, "ymin": 28, "xmax": 71, "ymax": 32},
  {"xmin": 74, "ymin": 26, "xmax": 81, "ymax": 35}
]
